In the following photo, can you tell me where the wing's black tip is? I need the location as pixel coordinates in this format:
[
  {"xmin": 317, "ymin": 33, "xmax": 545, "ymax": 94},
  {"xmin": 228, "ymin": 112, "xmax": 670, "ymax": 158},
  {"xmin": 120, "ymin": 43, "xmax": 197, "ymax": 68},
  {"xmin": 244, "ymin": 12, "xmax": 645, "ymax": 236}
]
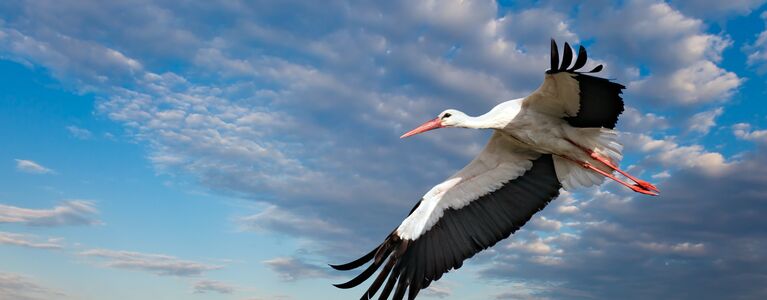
[
  {"xmin": 333, "ymin": 282, "xmax": 358, "ymax": 289},
  {"xmin": 560, "ymin": 42, "xmax": 573, "ymax": 71},
  {"xmin": 550, "ymin": 39, "xmax": 559, "ymax": 73},
  {"xmin": 329, "ymin": 247, "xmax": 377, "ymax": 271},
  {"xmin": 569, "ymin": 45, "xmax": 588, "ymax": 71},
  {"xmin": 548, "ymin": 40, "xmax": 604, "ymax": 75}
]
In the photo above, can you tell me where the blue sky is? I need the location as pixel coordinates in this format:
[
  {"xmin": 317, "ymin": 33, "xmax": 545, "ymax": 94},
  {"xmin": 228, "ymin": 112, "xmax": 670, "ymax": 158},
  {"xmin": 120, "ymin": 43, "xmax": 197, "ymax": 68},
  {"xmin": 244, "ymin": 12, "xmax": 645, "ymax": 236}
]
[{"xmin": 1, "ymin": 0, "xmax": 767, "ymax": 299}]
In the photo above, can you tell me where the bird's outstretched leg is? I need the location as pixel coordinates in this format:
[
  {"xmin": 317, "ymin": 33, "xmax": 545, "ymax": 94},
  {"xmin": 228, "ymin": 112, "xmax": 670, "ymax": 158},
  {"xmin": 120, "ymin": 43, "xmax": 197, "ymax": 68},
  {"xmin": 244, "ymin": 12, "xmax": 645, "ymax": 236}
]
[
  {"xmin": 565, "ymin": 139, "xmax": 660, "ymax": 194},
  {"xmin": 561, "ymin": 156, "xmax": 658, "ymax": 196}
]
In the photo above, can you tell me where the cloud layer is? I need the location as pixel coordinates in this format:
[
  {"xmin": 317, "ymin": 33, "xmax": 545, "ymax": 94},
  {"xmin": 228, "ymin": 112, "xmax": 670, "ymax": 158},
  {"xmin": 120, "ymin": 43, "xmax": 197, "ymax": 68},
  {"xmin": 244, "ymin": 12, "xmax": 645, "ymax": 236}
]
[{"xmin": 1, "ymin": 0, "xmax": 764, "ymax": 299}]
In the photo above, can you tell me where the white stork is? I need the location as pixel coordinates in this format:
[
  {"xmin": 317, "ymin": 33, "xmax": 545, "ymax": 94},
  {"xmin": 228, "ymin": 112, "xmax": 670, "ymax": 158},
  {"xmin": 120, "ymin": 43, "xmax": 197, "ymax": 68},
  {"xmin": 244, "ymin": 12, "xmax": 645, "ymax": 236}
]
[{"xmin": 331, "ymin": 40, "xmax": 659, "ymax": 300}]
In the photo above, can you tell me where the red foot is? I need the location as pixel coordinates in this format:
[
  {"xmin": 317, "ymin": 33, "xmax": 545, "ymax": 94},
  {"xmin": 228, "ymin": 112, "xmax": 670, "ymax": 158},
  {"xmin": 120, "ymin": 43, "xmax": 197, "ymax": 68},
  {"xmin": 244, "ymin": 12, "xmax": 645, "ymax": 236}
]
[
  {"xmin": 630, "ymin": 184, "xmax": 659, "ymax": 196},
  {"xmin": 633, "ymin": 179, "xmax": 660, "ymax": 193}
]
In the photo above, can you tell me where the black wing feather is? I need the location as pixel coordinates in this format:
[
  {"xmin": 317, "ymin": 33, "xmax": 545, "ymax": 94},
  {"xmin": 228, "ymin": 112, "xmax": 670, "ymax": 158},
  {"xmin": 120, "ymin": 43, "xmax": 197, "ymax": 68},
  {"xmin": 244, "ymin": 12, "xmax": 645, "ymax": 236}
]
[
  {"xmin": 560, "ymin": 42, "xmax": 573, "ymax": 71},
  {"xmin": 332, "ymin": 155, "xmax": 562, "ymax": 299},
  {"xmin": 570, "ymin": 45, "xmax": 588, "ymax": 71},
  {"xmin": 547, "ymin": 39, "xmax": 625, "ymax": 129},
  {"xmin": 550, "ymin": 39, "xmax": 559, "ymax": 73}
]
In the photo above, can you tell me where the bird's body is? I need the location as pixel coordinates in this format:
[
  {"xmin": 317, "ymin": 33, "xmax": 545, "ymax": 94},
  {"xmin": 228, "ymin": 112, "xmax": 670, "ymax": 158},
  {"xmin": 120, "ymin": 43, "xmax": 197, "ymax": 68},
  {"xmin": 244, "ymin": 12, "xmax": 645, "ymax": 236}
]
[{"xmin": 332, "ymin": 40, "xmax": 658, "ymax": 300}]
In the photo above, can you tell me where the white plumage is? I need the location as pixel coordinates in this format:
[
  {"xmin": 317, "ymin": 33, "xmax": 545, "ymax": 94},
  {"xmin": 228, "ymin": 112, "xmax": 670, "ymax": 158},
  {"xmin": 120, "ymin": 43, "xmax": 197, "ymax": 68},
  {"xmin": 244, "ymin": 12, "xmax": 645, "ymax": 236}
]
[{"xmin": 396, "ymin": 131, "xmax": 538, "ymax": 240}]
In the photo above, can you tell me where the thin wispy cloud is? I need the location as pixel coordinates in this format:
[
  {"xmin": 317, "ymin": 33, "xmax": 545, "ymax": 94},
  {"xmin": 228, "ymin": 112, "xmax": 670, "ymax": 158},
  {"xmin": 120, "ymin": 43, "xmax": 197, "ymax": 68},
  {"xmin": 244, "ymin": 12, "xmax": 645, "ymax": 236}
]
[
  {"xmin": 0, "ymin": 200, "xmax": 100, "ymax": 227},
  {"xmin": 80, "ymin": 248, "xmax": 223, "ymax": 277},
  {"xmin": 192, "ymin": 279, "xmax": 236, "ymax": 294},
  {"xmin": 262, "ymin": 256, "xmax": 332, "ymax": 281},
  {"xmin": 0, "ymin": 231, "xmax": 64, "ymax": 250},
  {"xmin": 0, "ymin": 272, "xmax": 66, "ymax": 300},
  {"xmin": 14, "ymin": 159, "xmax": 54, "ymax": 174},
  {"xmin": 238, "ymin": 205, "xmax": 349, "ymax": 238},
  {"xmin": 65, "ymin": 125, "xmax": 93, "ymax": 139}
]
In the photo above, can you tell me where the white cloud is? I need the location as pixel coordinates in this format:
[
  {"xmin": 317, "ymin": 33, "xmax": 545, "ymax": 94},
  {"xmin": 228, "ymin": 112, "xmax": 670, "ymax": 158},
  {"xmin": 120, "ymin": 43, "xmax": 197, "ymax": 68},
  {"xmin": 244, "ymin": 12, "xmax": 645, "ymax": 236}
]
[
  {"xmin": 66, "ymin": 125, "xmax": 92, "ymax": 139},
  {"xmin": 262, "ymin": 256, "xmax": 330, "ymax": 281},
  {"xmin": 0, "ymin": 27, "xmax": 142, "ymax": 89},
  {"xmin": 624, "ymin": 133, "xmax": 731, "ymax": 175},
  {"xmin": 732, "ymin": 123, "xmax": 767, "ymax": 144},
  {"xmin": 669, "ymin": 0, "xmax": 767, "ymax": 18},
  {"xmin": 14, "ymin": 159, "xmax": 54, "ymax": 174},
  {"xmin": 636, "ymin": 241, "xmax": 706, "ymax": 255},
  {"xmin": 506, "ymin": 237, "xmax": 561, "ymax": 257},
  {"xmin": 422, "ymin": 280, "xmax": 454, "ymax": 298},
  {"xmin": 652, "ymin": 170, "xmax": 671, "ymax": 179},
  {"xmin": 746, "ymin": 12, "xmax": 767, "ymax": 72},
  {"xmin": 529, "ymin": 216, "xmax": 563, "ymax": 231},
  {"xmin": 192, "ymin": 279, "xmax": 236, "ymax": 294},
  {"xmin": 238, "ymin": 205, "xmax": 348, "ymax": 237},
  {"xmin": 687, "ymin": 107, "xmax": 723, "ymax": 134},
  {"xmin": 619, "ymin": 106, "xmax": 670, "ymax": 133},
  {"xmin": 0, "ymin": 200, "xmax": 99, "ymax": 227},
  {"xmin": 80, "ymin": 248, "xmax": 223, "ymax": 277},
  {"xmin": 630, "ymin": 60, "xmax": 740, "ymax": 105},
  {"xmin": 0, "ymin": 272, "xmax": 66, "ymax": 300},
  {"xmin": 580, "ymin": 0, "xmax": 741, "ymax": 105},
  {"xmin": 0, "ymin": 231, "xmax": 63, "ymax": 250}
]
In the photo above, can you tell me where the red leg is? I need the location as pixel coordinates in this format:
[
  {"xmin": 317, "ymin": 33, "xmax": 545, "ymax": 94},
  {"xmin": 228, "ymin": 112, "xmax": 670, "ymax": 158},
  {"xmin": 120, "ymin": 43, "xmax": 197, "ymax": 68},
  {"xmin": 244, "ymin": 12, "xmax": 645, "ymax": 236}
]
[
  {"xmin": 561, "ymin": 156, "xmax": 658, "ymax": 196},
  {"xmin": 565, "ymin": 139, "xmax": 660, "ymax": 193}
]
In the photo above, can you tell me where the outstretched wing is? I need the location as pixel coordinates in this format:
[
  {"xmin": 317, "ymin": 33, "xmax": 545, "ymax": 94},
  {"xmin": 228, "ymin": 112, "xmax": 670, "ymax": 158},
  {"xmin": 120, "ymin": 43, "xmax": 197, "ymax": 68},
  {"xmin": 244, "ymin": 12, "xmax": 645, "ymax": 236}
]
[
  {"xmin": 523, "ymin": 39, "xmax": 625, "ymax": 129},
  {"xmin": 331, "ymin": 132, "xmax": 562, "ymax": 300}
]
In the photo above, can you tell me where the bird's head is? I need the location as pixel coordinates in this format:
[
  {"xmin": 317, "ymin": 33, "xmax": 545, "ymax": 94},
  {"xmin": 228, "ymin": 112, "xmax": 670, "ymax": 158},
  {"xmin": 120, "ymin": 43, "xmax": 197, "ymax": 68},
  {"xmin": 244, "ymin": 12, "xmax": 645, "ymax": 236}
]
[{"xmin": 400, "ymin": 109, "xmax": 468, "ymax": 138}]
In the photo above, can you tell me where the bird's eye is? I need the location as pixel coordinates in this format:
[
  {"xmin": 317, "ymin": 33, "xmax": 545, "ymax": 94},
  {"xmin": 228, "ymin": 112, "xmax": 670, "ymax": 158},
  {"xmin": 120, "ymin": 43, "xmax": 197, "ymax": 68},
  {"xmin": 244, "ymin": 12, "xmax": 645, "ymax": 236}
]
[{"xmin": 442, "ymin": 113, "xmax": 452, "ymax": 119}]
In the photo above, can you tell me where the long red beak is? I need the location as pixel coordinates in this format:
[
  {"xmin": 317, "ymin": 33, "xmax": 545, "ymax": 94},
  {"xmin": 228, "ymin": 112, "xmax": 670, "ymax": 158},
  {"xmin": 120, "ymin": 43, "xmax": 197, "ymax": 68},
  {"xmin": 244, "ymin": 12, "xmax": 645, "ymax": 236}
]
[{"xmin": 400, "ymin": 118, "xmax": 444, "ymax": 138}]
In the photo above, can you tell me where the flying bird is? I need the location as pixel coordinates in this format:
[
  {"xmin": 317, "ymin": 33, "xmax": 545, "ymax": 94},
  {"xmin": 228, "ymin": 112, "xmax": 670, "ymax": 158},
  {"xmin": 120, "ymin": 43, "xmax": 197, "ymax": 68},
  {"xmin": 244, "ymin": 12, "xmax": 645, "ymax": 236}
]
[{"xmin": 331, "ymin": 40, "xmax": 659, "ymax": 300}]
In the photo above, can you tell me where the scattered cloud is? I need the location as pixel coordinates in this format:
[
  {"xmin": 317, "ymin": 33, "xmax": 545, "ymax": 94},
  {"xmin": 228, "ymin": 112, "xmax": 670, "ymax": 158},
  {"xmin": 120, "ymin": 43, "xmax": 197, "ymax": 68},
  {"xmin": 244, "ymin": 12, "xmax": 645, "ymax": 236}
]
[
  {"xmin": 0, "ymin": 272, "xmax": 66, "ymax": 300},
  {"xmin": 0, "ymin": 231, "xmax": 63, "ymax": 250},
  {"xmin": 636, "ymin": 241, "xmax": 706, "ymax": 256},
  {"xmin": 14, "ymin": 159, "xmax": 54, "ymax": 174},
  {"xmin": 262, "ymin": 256, "xmax": 331, "ymax": 281},
  {"xmin": 421, "ymin": 280, "xmax": 453, "ymax": 298},
  {"xmin": 192, "ymin": 279, "xmax": 236, "ymax": 294},
  {"xmin": 619, "ymin": 106, "xmax": 670, "ymax": 133},
  {"xmin": 529, "ymin": 216, "xmax": 563, "ymax": 232},
  {"xmin": 669, "ymin": 0, "xmax": 767, "ymax": 18},
  {"xmin": 687, "ymin": 107, "xmax": 724, "ymax": 134},
  {"xmin": 623, "ymin": 133, "xmax": 731, "ymax": 175},
  {"xmin": 630, "ymin": 60, "xmax": 740, "ymax": 105},
  {"xmin": 745, "ymin": 11, "xmax": 767, "ymax": 73},
  {"xmin": 80, "ymin": 249, "xmax": 223, "ymax": 277},
  {"xmin": 733, "ymin": 123, "xmax": 767, "ymax": 144},
  {"xmin": 0, "ymin": 200, "xmax": 100, "ymax": 227},
  {"xmin": 65, "ymin": 125, "xmax": 93, "ymax": 139},
  {"xmin": 238, "ymin": 205, "xmax": 349, "ymax": 238}
]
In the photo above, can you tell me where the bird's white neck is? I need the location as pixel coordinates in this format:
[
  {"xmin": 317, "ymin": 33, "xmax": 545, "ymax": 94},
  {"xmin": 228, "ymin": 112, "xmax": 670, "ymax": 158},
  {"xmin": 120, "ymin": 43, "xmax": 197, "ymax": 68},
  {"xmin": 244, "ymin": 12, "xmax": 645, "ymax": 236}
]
[{"xmin": 453, "ymin": 99, "xmax": 522, "ymax": 130}]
